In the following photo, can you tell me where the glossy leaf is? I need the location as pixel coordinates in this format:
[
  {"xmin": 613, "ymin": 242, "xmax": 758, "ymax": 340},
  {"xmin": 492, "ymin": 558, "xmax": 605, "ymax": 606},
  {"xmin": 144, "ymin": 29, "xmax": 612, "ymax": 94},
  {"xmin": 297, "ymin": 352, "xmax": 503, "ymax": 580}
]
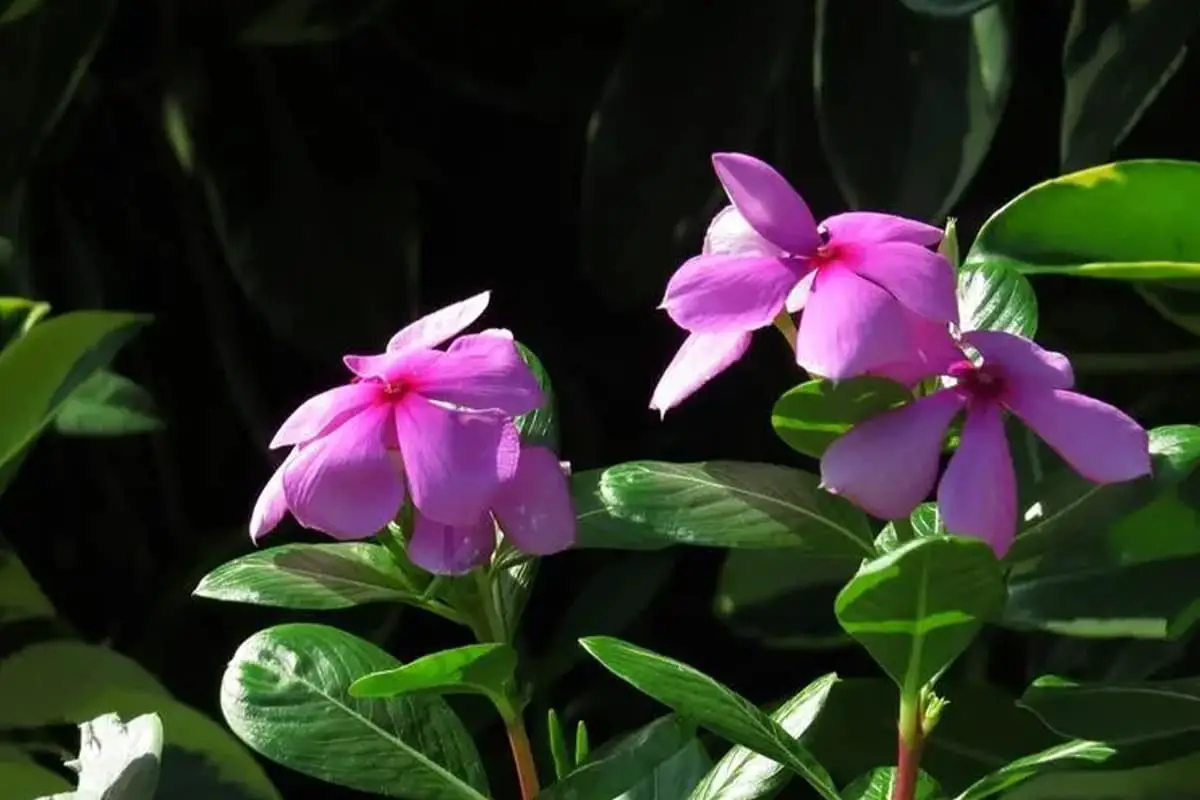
[
  {"xmin": 771, "ymin": 377, "xmax": 912, "ymax": 459},
  {"xmin": 835, "ymin": 537, "xmax": 1004, "ymax": 697},
  {"xmin": 541, "ymin": 716, "xmax": 707, "ymax": 800},
  {"xmin": 53, "ymin": 368, "xmax": 162, "ymax": 437},
  {"xmin": 815, "ymin": 0, "xmax": 1011, "ymax": 219},
  {"xmin": 0, "ymin": 295, "xmax": 49, "ymax": 344},
  {"xmin": 688, "ymin": 674, "xmax": 838, "ymax": 800},
  {"xmin": 66, "ymin": 712, "xmax": 164, "ymax": 800},
  {"xmin": 580, "ymin": 0, "xmax": 800, "ymax": 309},
  {"xmin": 844, "ymin": 768, "xmax": 941, "ymax": 799},
  {"xmin": 571, "ymin": 460, "xmax": 874, "ymax": 554},
  {"xmin": 0, "ymin": 745, "xmax": 71, "ymax": 795},
  {"xmin": 1021, "ymin": 674, "xmax": 1200, "ymax": 744},
  {"xmin": 1060, "ymin": 0, "xmax": 1200, "ymax": 171},
  {"xmin": 220, "ymin": 623, "xmax": 488, "ymax": 799},
  {"xmin": 0, "ymin": 310, "xmax": 147, "ymax": 470},
  {"xmin": 194, "ymin": 543, "xmax": 418, "ymax": 610},
  {"xmin": 349, "ymin": 644, "xmax": 518, "ymax": 709},
  {"xmin": 580, "ymin": 637, "xmax": 841, "ymax": 800},
  {"xmin": 954, "ymin": 738, "xmax": 1115, "ymax": 800},
  {"xmin": 964, "ymin": 160, "xmax": 1200, "ymax": 280},
  {"xmin": 957, "ymin": 260, "xmax": 1038, "ymax": 337},
  {"xmin": 514, "ymin": 342, "xmax": 558, "ymax": 450}
]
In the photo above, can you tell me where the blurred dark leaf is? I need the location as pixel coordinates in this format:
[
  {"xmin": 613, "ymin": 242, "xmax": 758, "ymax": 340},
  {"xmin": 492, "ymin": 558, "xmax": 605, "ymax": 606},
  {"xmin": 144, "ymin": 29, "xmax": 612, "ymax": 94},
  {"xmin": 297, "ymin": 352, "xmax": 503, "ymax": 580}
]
[
  {"xmin": 815, "ymin": 0, "xmax": 1011, "ymax": 219},
  {"xmin": 897, "ymin": 0, "xmax": 999, "ymax": 16},
  {"xmin": 53, "ymin": 369, "xmax": 162, "ymax": 437},
  {"xmin": 236, "ymin": 0, "xmax": 397, "ymax": 44},
  {"xmin": 580, "ymin": 0, "xmax": 801, "ymax": 309},
  {"xmin": 1022, "ymin": 674, "xmax": 1200, "ymax": 745}
]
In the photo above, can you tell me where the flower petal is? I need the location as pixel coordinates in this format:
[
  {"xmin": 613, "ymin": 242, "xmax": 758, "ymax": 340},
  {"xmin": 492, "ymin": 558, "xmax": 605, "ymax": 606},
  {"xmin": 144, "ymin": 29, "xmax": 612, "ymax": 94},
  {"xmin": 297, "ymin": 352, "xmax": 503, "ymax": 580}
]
[
  {"xmin": 413, "ymin": 331, "xmax": 544, "ymax": 415},
  {"xmin": 796, "ymin": 268, "xmax": 916, "ymax": 380},
  {"xmin": 649, "ymin": 331, "xmax": 751, "ymax": 415},
  {"xmin": 250, "ymin": 449, "xmax": 298, "ymax": 541},
  {"xmin": 821, "ymin": 390, "xmax": 964, "ymax": 519},
  {"xmin": 407, "ymin": 512, "xmax": 497, "ymax": 575},
  {"xmin": 269, "ymin": 383, "xmax": 379, "ymax": 449},
  {"xmin": 1004, "ymin": 388, "xmax": 1151, "ymax": 483},
  {"xmin": 492, "ymin": 446, "xmax": 576, "ymax": 555},
  {"xmin": 964, "ymin": 330, "xmax": 1074, "ymax": 390},
  {"xmin": 387, "ymin": 290, "xmax": 491, "ymax": 353},
  {"xmin": 344, "ymin": 348, "xmax": 441, "ymax": 383},
  {"xmin": 869, "ymin": 313, "xmax": 962, "ymax": 386},
  {"xmin": 281, "ymin": 405, "xmax": 405, "ymax": 539},
  {"xmin": 662, "ymin": 253, "xmax": 798, "ymax": 333},
  {"xmin": 845, "ymin": 241, "xmax": 959, "ymax": 325},
  {"xmin": 395, "ymin": 396, "xmax": 520, "ymax": 524},
  {"xmin": 711, "ymin": 152, "xmax": 822, "ymax": 254},
  {"xmin": 785, "ymin": 270, "xmax": 817, "ymax": 313},
  {"xmin": 822, "ymin": 211, "xmax": 943, "ymax": 247},
  {"xmin": 937, "ymin": 403, "xmax": 1018, "ymax": 557},
  {"xmin": 702, "ymin": 206, "xmax": 782, "ymax": 257}
]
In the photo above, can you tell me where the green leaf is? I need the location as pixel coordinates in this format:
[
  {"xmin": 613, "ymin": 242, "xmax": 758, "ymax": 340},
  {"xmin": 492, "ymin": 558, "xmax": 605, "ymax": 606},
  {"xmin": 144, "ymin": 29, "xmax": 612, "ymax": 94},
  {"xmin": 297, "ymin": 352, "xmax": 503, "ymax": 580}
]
[
  {"xmin": 579, "ymin": 636, "xmax": 841, "ymax": 800},
  {"xmin": 541, "ymin": 716, "xmax": 708, "ymax": 800},
  {"xmin": 0, "ymin": 641, "xmax": 280, "ymax": 800},
  {"xmin": 954, "ymin": 739, "xmax": 1116, "ymax": 800},
  {"xmin": 963, "ymin": 160, "xmax": 1200, "ymax": 280},
  {"xmin": 875, "ymin": 503, "xmax": 945, "ymax": 554},
  {"xmin": 220, "ymin": 623, "xmax": 488, "ymax": 799},
  {"xmin": 843, "ymin": 767, "xmax": 942, "ymax": 799},
  {"xmin": 491, "ymin": 549, "xmax": 538, "ymax": 639},
  {"xmin": 1007, "ymin": 425, "xmax": 1200, "ymax": 563},
  {"xmin": 579, "ymin": 0, "xmax": 800, "ymax": 309},
  {"xmin": 1001, "ymin": 750, "xmax": 1200, "ymax": 800},
  {"xmin": 53, "ymin": 368, "xmax": 162, "ymax": 437},
  {"xmin": 0, "ymin": 745, "xmax": 72, "ymax": 795},
  {"xmin": 548, "ymin": 709, "xmax": 572, "ymax": 781},
  {"xmin": 1021, "ymin": 674, "xmax": 1200, "ymax": 745},
  {"xmin": 237, "ymin": 0, "xmax": 396, "ymax": 44},
  {"xmin": 835, "ymin": 537, "xmax": 1004, "ymax": 697},
  {"xmin": 572, "ymin": 460, "xmax": 874, "ymax": 554},
  {"xmin": 815, "ymin": 0, "xmax": 1011, "ymax": 219},
  {"xmin": 0, "ymin": 536, "xmax": 54, "ymax": 623},
  {"xmin": 349, "ymin": 643, "xmax": 518, "ymax": 710},
  {"xmin": 1060, "ymin": 0, "xmax": 1200, "ymax": 172},
  {"xmin": 193, "ymin": 543, "xmax": 419, "ymax": 610},
  {"xmin": 957, "ymin": 261, "xmax": 1038, "ymax": 337},
  {"xmin": 896, "ymin": 0, "xmax": 999, "ymax": 16},
  {"xmin": 771, "ymin": 377, "xmax": 912, "ymax": 459},
  {"xmin": 688, "ymin": 673, "xmax": 838, "ymax": 800},
  {"xmin": 514, "ymin": 342, "xmax": 558, "ymax": 450},
  {"xmin": 0, "ymin": 0, "xmax": 42, "ymax": 24},
  {"xmin": 66, "ymin": 712, "xmax": 164, "ymax": 800},
  {"xmin": 0, "ymin": 295, "xmax": 49, "ymax": 344},
  {"xmin": 0, "ymin": 310, "xmax": 147, "ymax": 470}
]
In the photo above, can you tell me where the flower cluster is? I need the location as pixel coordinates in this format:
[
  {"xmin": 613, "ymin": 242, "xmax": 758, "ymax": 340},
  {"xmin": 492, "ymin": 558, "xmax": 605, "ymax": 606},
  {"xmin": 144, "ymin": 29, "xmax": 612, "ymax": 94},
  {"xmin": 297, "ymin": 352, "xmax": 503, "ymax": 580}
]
[
  {"xmin": 250, "ymin": 291, "xmax": 576, "ymax": 574},
  {"xmin": 652, "ymin": 153, "xmax": 1151, "ymax": 555}
]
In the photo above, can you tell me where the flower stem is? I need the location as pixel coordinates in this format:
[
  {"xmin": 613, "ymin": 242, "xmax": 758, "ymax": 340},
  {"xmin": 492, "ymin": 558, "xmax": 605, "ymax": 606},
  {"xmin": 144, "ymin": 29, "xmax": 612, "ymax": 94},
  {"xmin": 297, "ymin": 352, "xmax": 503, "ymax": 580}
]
[
  {"xmin": 772, "ymin": 311, "xmax": 797, "ymax": 350},
  {"xmin": 894, "ymin": 693, "xmax": 924, "ymax": 800},
  {"xmin": 506, "ymin": 715, "xmax": 541, "ymax": 799}
]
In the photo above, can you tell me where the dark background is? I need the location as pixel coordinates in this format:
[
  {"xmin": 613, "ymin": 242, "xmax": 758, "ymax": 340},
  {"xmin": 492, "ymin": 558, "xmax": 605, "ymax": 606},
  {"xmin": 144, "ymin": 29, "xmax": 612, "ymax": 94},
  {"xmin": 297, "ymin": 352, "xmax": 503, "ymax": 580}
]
[{"xmin": 5, "ymin": 0, "xmax": 1200, "ymax": 797}]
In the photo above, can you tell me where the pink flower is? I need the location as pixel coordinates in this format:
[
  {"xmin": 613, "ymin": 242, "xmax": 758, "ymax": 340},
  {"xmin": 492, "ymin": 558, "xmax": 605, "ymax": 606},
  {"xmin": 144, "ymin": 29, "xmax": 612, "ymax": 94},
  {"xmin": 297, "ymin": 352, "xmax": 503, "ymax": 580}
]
[
  {"xmin": 820, "ymin": 329, "xmax": 1152, "ymax": 556},
  {"xmin": 651, "ymin": 152, "xmax": 958, "ymax": 414},
  {"xmin": 249, "ymin": 291, "xmax": 544, "ymax": 543}
]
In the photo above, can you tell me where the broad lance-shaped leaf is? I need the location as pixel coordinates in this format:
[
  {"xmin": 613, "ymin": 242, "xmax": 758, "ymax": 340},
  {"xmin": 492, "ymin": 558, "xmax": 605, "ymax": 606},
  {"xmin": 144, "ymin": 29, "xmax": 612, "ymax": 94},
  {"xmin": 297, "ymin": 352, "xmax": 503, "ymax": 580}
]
[
  {"xmin": 571, "ymin": 460, "xmax": 874, "ymax": 555},
  {"xmin": 771, "ymin": 377, "xmax": 911, "ymax": 459},
  {"xmin": 220, "ymin": 623, "xmax": 489, "ymax": 800},
  {"xmin": 1021, "ymin": 674, "xmax": 1200, "ymax": 744},
  {"xmin": 580, "ymin": 0, "xmax": 800, "ymax": 309},
  {"xmin": 194, "ymin": 543, "xmax": 419, "ymax": 610},
  {"xmin": 952, "ymin": 738, "xmax": 1115, "ymax": 800},
  {"xmin": 957, "ymin": 261, "xmax": 1037, "ymax": 338},
  {"xmin": 350, "ymin": 644, "xmax": 518, "ymax": 710},
  {"xmin": 1060, "ymin": 0, "xmax": 1200, "ymax": 172},
  {"xmin": 579, "ymin": 636, "xmax": 841, "ymax": 800},
  {"xmin": 688, "ymin": 673, "xmax": 838, "ymax": 800},
  {"xmin": 835, "ymin": 537, "xmax": 1004, "ymax": 698},
  {"xmin": 541, "ymin": 716, "xmax": 709, "ymax": 800},
  {"xmin": 60, "ymin": 712, "xmax": 164, "ymax": 800},
  {"xmin": 815, "ymin": 0, "xmax": 1011, "ymax": 220},
  {"xmin": 53, "ymin": 369, "xmax": 163, "ymax": 437}
]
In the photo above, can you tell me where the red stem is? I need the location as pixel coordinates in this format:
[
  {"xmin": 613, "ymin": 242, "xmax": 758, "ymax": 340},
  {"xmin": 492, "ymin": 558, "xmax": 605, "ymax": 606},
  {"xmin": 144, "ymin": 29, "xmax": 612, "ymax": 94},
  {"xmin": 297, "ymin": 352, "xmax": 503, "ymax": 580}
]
[
  {"xmin": 506, "ymin": 716, "xmax": 541, "ymax": 799},
  {"xmin": 893, "ymin": 695, "xmax": 925, "ymax": 800}
]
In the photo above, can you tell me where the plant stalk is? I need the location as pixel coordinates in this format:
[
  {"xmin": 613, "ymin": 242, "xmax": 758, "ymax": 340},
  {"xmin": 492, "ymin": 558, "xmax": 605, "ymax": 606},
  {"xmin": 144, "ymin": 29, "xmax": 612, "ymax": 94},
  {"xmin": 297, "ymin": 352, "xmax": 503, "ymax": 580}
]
[
  {"xmin": 506, "ymin": 716, "xmax": 541, "ymax": 799},
  {"xmin": 893, "ymin": 694, "xmax": 924, "ymax": 800}
]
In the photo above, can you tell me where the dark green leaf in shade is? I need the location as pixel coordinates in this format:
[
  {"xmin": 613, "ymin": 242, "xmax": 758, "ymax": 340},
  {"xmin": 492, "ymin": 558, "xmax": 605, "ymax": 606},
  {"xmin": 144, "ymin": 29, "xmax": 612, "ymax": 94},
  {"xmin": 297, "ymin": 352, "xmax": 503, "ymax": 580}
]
[
  {"xmin": 953, "ymin": 739, "xmax": 1115, "ymax": 800},
  {"xmin": 1021, "ymin": 674, "xmax": 1200, "ymax": 745},
  {"xmin": 896, "ymin": 0, "xmax": 999, "ymax": 16},
  {"xmin": 53, "ymin": 369, "xmax": 163, "ymax": 437}
]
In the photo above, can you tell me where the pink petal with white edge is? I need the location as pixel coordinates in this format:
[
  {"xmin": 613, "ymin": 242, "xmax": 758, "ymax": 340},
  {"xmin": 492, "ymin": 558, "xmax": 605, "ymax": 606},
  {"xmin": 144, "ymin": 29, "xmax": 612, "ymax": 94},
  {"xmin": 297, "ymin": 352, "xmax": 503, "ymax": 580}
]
[
  {"xmin": 1004, "ymin": 387, "xmax": 1151, "ymax": 483},
  {"xmin": 281, "ymin": 404, "xmax": 405, "ymax": 539},
  {"xmin": 822, "ymin": 212, "xmax": 943, "ymax": 247},
  {"xmin": 711, "ymin": 153, "xmax": 822, "ymax": 255},
  {"xmin": 250, "ymin": 448, "xmax": 300, "ymax": 541},
  {"xmin": 395, "ymin": 395, "xmax": 520, "ymax": 525},
  {"xmin": 796, "ymin": 268, "xmax": 917, "ymax": 380},
  {"xmin": 846, "ymin": 241, "xmax": 959, "ymax": 325},
  {"xmin": 492, "ymin": 445, "xmax": 576, "ymax": 555},
  {"xmin": 786, "ymin": 270, "xmax": 817, "ymax": 313},
  {"xmin": 964, "ymin": 330, "xmax": 1074, "ymax": 390},
  {"xmin": 269, "ymin": 383, "xmax": 379, "ymax": 449},
  {"xmin": 937, "ymin": 403, "xmax": 1018, "ymax": 557},
  {"xmin": 870, "ymin": 312, "xmax": 962, "ymax": 386},
  {"xmin": 820, "ymin": 390, "xmax": 964, "ymax": 519},
  {"xmin": 407, "ymin": 512, "xmax": 497, "ymax": 575},
  {"xmin": 662, "ymin": 253, "xmax": 799, "ymax": 334},
  {"xmin": 387, "ymin": 291, "xmax": 491, "ymax": 353},
  {"xmin": 344, "ymin": 348, "xmax": 442, "ymax": 384},
  {"xmin": 650, "ymin": 330, "xmax": 751, "ymax": 415},
  {"xmin": 702, "ymin": 206, "xmax": 782, "ymax": 257},
  {"xmin": 412, "ymin": 331, "xmax": 543, "ymax": 415}
]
